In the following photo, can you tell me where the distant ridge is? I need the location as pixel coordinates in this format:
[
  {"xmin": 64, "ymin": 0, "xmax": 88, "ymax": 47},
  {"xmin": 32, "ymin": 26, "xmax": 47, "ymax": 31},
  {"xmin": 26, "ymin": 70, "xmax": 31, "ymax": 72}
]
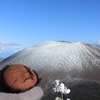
[
  {"xmin": 0, "ymin": 57, "xmax": 4, "ymax": 62},
  {"xmin": 0, "ymin": 52, "xmax": 13, "ymax": 58}
]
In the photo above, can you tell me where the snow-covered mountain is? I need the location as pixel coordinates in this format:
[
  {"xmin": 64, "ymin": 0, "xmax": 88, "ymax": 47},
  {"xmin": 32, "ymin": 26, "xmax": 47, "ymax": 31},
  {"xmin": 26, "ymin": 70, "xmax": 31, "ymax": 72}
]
[{"xmin": 0, "ymin": 41, "xmax": 100, "ymax": 100}]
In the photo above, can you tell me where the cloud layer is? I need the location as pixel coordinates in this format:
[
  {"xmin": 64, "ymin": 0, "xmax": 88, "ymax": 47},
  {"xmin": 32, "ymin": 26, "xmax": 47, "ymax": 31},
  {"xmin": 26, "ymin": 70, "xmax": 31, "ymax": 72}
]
[{"xmin": 0, "ymin": 41, "xmax": 21, "ymax": 53}]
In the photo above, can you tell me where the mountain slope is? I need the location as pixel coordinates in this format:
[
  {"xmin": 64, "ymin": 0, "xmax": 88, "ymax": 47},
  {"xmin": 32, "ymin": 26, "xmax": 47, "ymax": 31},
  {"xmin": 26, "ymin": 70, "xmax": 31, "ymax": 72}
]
[{"xmin": 0, "ymin": 41, "xmax": 100, "ymax": 100}]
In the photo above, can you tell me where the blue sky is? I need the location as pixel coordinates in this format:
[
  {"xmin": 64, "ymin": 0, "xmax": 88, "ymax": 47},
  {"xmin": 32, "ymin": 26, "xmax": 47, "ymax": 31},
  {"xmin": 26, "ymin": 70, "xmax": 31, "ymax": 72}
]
[{"xmin": 0, "ymin": 0, "xmax": 100, "ymax": 56}]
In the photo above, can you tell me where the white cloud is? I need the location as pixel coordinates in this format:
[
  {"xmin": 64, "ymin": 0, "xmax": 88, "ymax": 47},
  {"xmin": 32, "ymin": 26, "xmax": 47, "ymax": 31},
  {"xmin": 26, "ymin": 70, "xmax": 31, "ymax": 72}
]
[
  {"xmin": 0, "ymin": 41, "xmax": 20, "ymax": 47},
  {"xmin": 89, "ymin": 40, "xmax": 100, "ymax": 46},
  {"xmin": 97, "ymin": 40, "xmax": 100, "ymax": 45},
  {"xmin": 0, "ymin": 41, "xmax": 21, "ymax": 53}
]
